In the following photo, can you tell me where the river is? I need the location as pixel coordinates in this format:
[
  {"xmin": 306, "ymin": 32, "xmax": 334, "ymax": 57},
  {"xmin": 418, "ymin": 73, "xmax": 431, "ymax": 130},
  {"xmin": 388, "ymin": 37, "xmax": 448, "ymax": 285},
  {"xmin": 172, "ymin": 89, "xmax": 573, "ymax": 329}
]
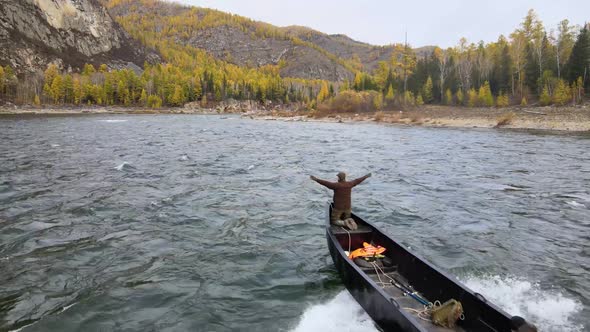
[{"xmin": 0, "ymin": 115, "xmax": 588, "ymax": 331}]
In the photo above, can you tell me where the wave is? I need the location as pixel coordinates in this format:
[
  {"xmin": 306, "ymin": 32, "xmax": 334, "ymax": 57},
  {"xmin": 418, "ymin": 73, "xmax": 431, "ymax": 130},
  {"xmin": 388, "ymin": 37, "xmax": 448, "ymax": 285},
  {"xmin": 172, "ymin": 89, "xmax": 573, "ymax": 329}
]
[
  {"xmin": 566, "ymin": 200, "xmax": 586, "ymax": 208},
  {"xmin": 291, "ymin": 291, "xmax": 377, "ymax": 332},
  {"xmin": 99, "ymin": 119, "xmax": 128, "ymax": 123},
  {"xmin": 556, "ymin": 193, "xmax": 590, "ymax": 202},
  {"xmin": 114, "ymin": 161, "xmax": 135, "ymax": 171},
  {"xmin": 461, "ymin": 274, "xmax": 584, "ymax": 332}
]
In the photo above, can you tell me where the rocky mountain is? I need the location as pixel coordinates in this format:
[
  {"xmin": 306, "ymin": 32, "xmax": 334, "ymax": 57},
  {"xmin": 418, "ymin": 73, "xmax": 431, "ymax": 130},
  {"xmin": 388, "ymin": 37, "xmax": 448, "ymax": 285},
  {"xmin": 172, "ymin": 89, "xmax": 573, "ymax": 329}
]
[
  {"xmin": 283, "ymin": 26, "xmax": 394, "ymax": 72},
  {"xmin": 105, "ymin": 0, "xmax": 356, "ymax": 82},
  {"xmin": 0, "ymin": 0, "xmax": 156, "ymax": 74},
  {"xmin": 0, "ymin": 0, "xmax": 434, "ymax": 82},
  {"xmin": 103, "ymin": 0, "xmax": 435, "ymax": 81}
]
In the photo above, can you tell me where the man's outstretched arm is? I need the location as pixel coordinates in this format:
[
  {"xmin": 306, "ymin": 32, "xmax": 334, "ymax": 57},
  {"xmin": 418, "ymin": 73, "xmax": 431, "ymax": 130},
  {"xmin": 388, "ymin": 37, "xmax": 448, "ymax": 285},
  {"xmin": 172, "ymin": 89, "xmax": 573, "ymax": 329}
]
[
  {"xmin": 351, "ymin": 173, "xmax": 372, "ymax": 186},
  {"xmin": 310, "ymin": 175, "xmax": 337, "ymax": 189}
]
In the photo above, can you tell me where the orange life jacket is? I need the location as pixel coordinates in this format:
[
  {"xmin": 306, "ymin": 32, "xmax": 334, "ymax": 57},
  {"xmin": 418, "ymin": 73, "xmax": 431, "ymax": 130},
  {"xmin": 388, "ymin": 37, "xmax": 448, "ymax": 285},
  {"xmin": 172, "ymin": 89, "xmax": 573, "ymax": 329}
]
[{"xmin": 348, "ymin": 242, "xmax": 386, "ymax": 259}]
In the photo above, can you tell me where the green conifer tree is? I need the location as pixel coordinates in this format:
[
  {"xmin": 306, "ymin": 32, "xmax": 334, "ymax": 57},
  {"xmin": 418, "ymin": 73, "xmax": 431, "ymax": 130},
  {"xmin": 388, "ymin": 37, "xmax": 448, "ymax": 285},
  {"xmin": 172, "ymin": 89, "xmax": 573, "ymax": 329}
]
[{"xmin": 567, "ymin": 26, "xmax": 590, "ymax": 89}]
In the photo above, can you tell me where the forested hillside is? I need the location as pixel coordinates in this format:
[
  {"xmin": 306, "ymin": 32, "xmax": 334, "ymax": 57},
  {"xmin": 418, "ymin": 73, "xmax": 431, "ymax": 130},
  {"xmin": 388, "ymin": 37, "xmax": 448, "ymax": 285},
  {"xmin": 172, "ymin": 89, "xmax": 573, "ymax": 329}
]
[{"xmin": 0, "ymin": 0, "xmax": 588, "ymax": 110}]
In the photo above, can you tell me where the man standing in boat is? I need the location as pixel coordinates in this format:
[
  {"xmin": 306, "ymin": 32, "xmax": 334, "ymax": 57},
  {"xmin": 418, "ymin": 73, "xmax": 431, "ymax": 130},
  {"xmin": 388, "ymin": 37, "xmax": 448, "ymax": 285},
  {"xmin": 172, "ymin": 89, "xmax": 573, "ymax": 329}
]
[{"xmin": 310, "ymin": 172, "xmax": 371, "ymax": 230}]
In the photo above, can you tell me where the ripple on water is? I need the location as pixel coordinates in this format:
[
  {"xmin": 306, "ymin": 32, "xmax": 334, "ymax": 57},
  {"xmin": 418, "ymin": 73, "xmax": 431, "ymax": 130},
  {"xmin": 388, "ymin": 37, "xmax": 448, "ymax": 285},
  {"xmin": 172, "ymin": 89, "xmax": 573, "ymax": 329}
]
[{"xmin": 0, "ymin": 115, "xmax": 588, "ymax": 331}]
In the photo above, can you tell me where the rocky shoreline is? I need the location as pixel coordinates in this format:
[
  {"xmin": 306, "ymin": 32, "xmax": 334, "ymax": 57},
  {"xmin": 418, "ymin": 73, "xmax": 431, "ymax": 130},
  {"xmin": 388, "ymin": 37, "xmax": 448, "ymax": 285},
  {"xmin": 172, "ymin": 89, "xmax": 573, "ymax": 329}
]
[
  {"xmin": 1, "ymin": 103, "xmax": 589, "ymax": 132},
  {"xmin": 252, "ymin": 105, "xmax": 590, "ymax": 132}
]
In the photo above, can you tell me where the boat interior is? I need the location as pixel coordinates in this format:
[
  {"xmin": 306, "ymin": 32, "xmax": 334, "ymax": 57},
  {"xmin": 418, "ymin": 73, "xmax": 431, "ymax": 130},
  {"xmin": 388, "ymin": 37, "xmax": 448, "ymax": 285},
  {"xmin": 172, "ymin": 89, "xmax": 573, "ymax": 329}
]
[
  {"xmin": 330, "ymin": 223, "xmax": 467, "ymax": 331},
  {"xmin": 328, "ymin": 207, "xmax": 510, "ymax": 331}
]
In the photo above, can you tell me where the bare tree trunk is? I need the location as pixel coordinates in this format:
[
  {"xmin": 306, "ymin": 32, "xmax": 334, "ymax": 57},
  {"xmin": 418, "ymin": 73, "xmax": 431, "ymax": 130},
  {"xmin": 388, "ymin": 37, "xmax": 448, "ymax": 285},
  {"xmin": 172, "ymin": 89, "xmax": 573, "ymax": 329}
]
[
  {"xmin": 518, "ymin": 70, "xmax": 522, "ymax": 97},
  {"xmin": 556, "ymin": 45, "xmax": 561, "ymax": 79},
  {"xmin": 440, "ymin": 72, "xmax": 444, "ymax": 101}
]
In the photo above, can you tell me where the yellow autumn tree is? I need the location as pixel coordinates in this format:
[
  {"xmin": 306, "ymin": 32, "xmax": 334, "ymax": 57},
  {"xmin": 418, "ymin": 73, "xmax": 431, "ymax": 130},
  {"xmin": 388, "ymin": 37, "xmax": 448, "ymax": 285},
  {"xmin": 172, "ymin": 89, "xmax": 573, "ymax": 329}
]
[
  {"xmin": 391, "ymin": 43, "xmax": 416, "ymax": 92},
  {"xmin": 50, "ymin": 75, "xmax": 64, "ymax": 104},
  {"xmin": 467, "ymin": 88, "xmax": 478, "ymax": 107},
  {"xmin": 317, "ymin": 81, "xmax": 330, "ymax": 103},
  {"xmin": 456, "ymin": 89, "xmax": 464, "ymax": 105},
  {"xmin": 139, "ymin": 89, "xmax": 148, "ymax": 105},
  {"xmin": 496, "ymin": 92, "xmax": 509, "ymax": 107},
  {"xmin": 0, "ymin": 66, "xmax": 5, "ymax": 94},
  {"xmin": 416, "ymin": 94, "xmax": 424, "ymax": 106},
  {"xmin": 73, "ymin": 78, "xmax": 83, "ymax": 105},
  {"xmin": 552, "ymin": 79, "xmax": 571, "ymax": 105},
  {"xmin": 403, "ymin": 91, "xmax": 415, "ymax": 106},
  {"xmin": 373, "ymin": 93, "xmax": 384, "ymax": 110},
  {"xmin": 147, "ymin": 95, "xmax": 162, "ymax": 108},
  {"xmin": 444, "ymin": 89, "xmax": 453, "ymax": 105},
  {"xmin": 385, "ymin": 84, "xmax": 395, "ymax": 103},
  {"xmin": 170, "ymin": 85, "xmax": 185, "ymax": 106},
  {"xmin": 539, "ymin": 85, "xmax": 551, "ymax": 105},
  {"xmin": 477, "ymin": 81, "xmax": 494, "ymax": 107},
  {"xmin": 421, "ymin": 76, "xmax": 433, "ymax": 103}
]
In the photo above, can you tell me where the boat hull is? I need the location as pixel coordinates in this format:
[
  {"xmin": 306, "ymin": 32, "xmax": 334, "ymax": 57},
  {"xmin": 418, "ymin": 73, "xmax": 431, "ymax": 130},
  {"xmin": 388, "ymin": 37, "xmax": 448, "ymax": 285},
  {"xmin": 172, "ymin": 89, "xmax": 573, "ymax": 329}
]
[
  {"xmin": 325, "ymin": 203, "xmax": 517, "ymax": 332},
  {"xmin": 326, "ymin": 228, "xmax": 425, "ymax": 332}
]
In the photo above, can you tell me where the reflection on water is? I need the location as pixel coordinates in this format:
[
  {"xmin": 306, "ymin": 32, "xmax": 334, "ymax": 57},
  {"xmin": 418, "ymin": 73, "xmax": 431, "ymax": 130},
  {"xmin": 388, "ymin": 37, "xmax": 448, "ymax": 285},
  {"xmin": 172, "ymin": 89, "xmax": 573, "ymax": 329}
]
[{"xmin": 0, "ymin": 115, "xmax": 588, "ymax": 332}]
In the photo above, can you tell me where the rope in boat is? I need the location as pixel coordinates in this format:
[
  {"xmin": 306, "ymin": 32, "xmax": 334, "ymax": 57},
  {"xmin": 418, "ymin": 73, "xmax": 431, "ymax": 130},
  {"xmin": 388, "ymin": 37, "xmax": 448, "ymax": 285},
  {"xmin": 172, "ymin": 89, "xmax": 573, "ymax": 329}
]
[
  {"xmin": 354, "ymin": 242, "xmax": 466, "ymax": 326},
  {"xmin": 370, "ymin": 260, "xmax": 395, "ymax": 288},
  {"xmin": 369, "ymin": 259, "xmax": 466, "ymax": 326},
  {"xmin": 370, "ymin": 261, "xmax": 431, "ymax": 306},
  {"xmin": 402, "ymin": 302, "xmax": 441, "ymax": 322}
]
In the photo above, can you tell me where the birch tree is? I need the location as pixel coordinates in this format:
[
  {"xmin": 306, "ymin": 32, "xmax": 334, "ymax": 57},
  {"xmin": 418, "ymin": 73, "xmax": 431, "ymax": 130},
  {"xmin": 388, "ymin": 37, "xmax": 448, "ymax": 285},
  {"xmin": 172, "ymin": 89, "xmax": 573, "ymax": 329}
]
[{"xmin": 433, "ymin": 47, "xmax": 449, "ymax": 101}]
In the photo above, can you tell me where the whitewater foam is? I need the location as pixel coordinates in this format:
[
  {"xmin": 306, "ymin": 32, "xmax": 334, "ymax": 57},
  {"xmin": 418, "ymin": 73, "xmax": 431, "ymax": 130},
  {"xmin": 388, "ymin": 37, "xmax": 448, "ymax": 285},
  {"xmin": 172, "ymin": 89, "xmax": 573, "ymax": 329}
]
[
  {"xmin": 292, "ymin": 291, "xmax": 377, "ymax": 332},
  {"xmin": 291, "ymin": 277, "xmax": 584, "ymax": 332},
  {"xmin": 566, "ymin": 200, "xmax": 585, "ymax": 208},
  {"xmin": 61, "ymin": 302, "xmax": 76, "ymax": 313},
  {"xmin": 9, "ymin": 322, "xmax": 37, "ymax": 332},
  {"xmin": 462, "ymin": 274, "xmax": 583, "ymax": 332},
  {"xmin": 99, "ymin": 119, "xmax": 128, "ymax": 123},
  {"xmin": 115, "ymin": 162, "xmax": 134, "ymax": 171}
]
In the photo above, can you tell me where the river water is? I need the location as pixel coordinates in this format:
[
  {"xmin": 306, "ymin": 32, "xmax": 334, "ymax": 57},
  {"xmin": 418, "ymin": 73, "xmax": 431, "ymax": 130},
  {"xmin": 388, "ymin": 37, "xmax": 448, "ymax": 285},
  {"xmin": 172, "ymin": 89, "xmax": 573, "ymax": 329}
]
[{"xmin": 0, "ymin": 115, "xmax": 588, "ymax": 332}]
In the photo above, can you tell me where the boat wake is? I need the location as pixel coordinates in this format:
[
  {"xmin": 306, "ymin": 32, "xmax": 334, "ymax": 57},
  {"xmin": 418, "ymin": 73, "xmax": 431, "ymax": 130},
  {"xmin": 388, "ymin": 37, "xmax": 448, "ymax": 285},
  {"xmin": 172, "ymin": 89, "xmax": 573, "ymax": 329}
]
[
  {"xmin": 293, "ymin": 276, "xmax": 584, "ymax": 332},
  {"xmin": 462, "ymin": 274, "xmax": 583, "ymax": 332},
  {"xmin": 292, "ymin": 291, "xmax": 377, "ymax": 332}
]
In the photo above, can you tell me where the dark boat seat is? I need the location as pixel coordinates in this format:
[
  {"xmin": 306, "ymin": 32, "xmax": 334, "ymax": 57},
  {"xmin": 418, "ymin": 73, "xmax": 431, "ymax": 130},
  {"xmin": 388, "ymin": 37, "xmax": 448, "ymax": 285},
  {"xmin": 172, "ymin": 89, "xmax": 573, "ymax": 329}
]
[
  {"xmin": 329, "ymin": 224, "xmax": 373, "ymax": 235},
  {"xmin": 330, "ymin": 224, "xmax": 374, "ymax": 252}
]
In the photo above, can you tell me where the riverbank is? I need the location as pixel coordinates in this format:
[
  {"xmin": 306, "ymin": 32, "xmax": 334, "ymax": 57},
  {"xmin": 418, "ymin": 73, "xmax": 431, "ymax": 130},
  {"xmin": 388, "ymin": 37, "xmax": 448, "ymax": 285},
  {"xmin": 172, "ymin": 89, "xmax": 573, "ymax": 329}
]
[
  {"xmin": 0, "ymin": 105, "xmax": 218, "ymax": 115},
  {"xmin": 2, "ymin": 104, "xmax": 589, "ymax": 132},
  {"xmin": 254, "ymin": 105, "xmax": 590, "ymax": 132}
]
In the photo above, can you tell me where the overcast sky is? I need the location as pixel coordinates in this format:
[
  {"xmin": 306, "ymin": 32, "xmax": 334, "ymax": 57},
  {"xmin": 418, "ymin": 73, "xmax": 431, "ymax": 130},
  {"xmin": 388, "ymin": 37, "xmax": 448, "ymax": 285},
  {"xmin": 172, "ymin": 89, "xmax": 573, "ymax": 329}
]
[{"xmin": 172, "ymin": 0, "xmax": 589, "ymax": 47}]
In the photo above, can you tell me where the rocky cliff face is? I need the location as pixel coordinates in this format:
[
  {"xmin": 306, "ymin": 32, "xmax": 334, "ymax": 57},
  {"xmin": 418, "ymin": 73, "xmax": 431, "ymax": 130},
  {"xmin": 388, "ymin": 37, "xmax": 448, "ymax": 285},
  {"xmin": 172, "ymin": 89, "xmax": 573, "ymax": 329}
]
[
  {"xmin": 185, "ymin": 25, "xmax": 353, "ymax": 81},
  {"xmin": 0, "ymin": 0, "xmax": 154, "ymax": 74},
  {"xmin": 106, "ymin": 0, "xmax": 355, "ymax": 82}
]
